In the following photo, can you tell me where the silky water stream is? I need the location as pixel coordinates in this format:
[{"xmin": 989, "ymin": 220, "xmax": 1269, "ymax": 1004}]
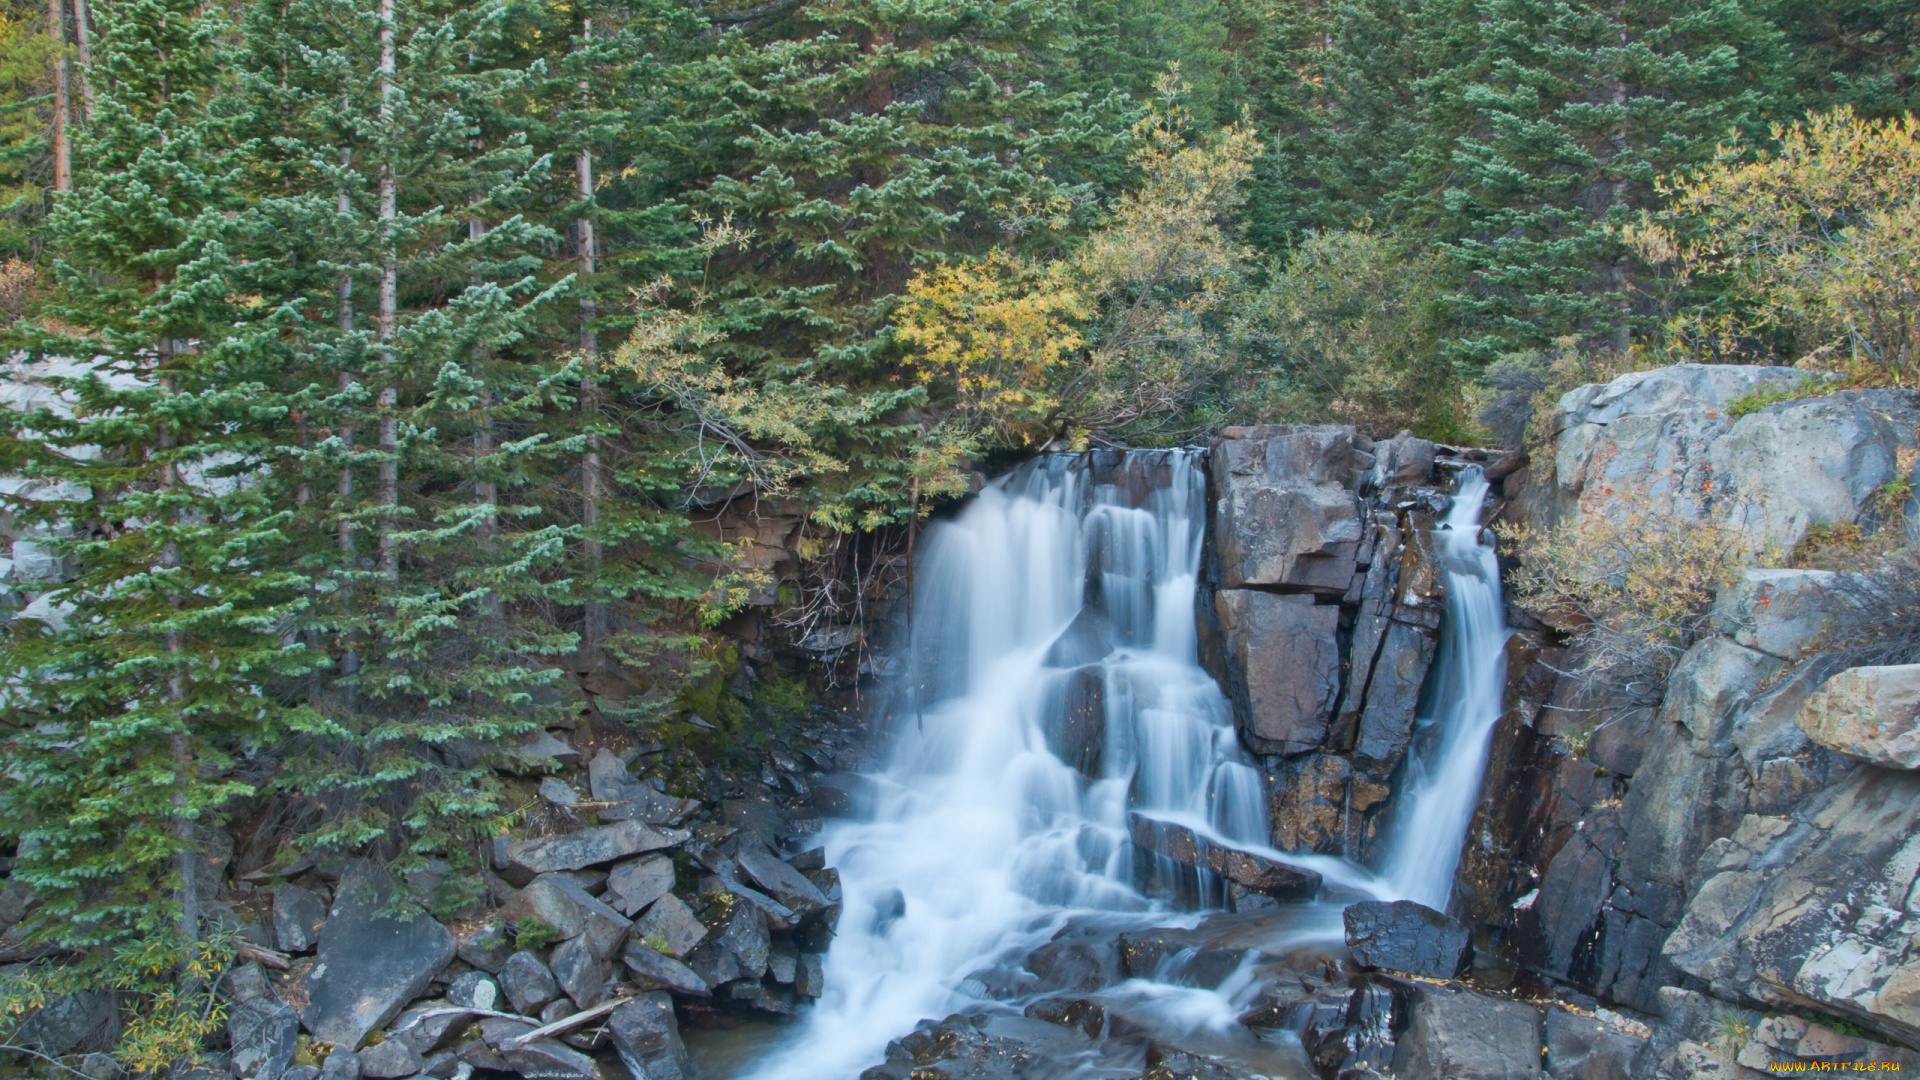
[{"xmin": 714, "ymin": 451, "xmax": 1510, "ymax": 1080}]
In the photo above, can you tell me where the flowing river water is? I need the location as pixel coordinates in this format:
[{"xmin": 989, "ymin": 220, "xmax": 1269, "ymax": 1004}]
[{"xmin": 717, "ymin": 450, "xmax": 1510, "ymax": 1079}]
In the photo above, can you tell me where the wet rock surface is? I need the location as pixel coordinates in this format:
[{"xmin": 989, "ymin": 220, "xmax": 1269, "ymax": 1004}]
[
  {"xmin": 1343, "ymin": 899, "xmax": 1470, "ymax": 979},
  {"xmin": 1129, "ymin": 814, "xmax": 1321, "ymax": 899}
]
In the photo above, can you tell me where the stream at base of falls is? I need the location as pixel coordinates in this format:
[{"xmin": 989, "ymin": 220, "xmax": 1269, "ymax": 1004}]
[{"xmin": 706, "ymin": 450, "xmax": 1510, "ymax": 1080}]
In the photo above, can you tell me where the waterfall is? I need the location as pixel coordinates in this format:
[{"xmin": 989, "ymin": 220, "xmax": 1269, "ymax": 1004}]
[
  {"xmin": 1377, "ymin": 468, "xmax": 1510, "ymax": 908},
  {"xmin": 738, "ymin": 454, "xmax": 1509, "ymax": 1079},
  {"xmin": 742, "ymin": 452, "xmax": 1263, "ymax": 1080}
]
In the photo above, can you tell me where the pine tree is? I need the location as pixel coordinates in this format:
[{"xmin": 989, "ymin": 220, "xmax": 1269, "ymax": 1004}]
[
  {"xmin": 1411, "ymin": 0, "xmax": 1787, "ymax": 363},
  {"xmin": 0, "ymin": 0, "xmax": 316, "ymax": 962}
]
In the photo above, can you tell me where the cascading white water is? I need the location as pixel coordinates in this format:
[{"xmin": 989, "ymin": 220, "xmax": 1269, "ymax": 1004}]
[
  {"xmin": 1377, "ymin": 469, "xmax": 1511, "ymax": 908},
  {"xmin": 740, "ymin": 454, "xmax": 1510, "ymax": 1079},
  {"xmin": 742, "ymin": 452, "xmax": 1266, "ymax": 1080}
]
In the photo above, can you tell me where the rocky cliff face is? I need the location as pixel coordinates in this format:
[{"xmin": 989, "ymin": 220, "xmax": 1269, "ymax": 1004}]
[
  {"xmin": 1201, "ymin": 424, "xmax": 1506, "ymax": 862},
  {"xmin": 1496, "ymin": 367, "xmax": 1920, "ymax": 1073}
]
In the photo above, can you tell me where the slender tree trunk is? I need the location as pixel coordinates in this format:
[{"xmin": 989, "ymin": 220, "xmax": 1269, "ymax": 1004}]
[
  {"xmin": 70, "ymin": 0, "xmax": 91, "ymax": 122},
  {"xmin": 47, "ymin": 0, "xmax": 68, "ymax": 192},
  {"xmin": 337, "ymin": 156, "xmax": 359, "ymax": 699},
  {"xmin": 155, "ymin": 353, "xmax": 198, "ymax": 959},
  {"xmin": 376, "ymin": 0, "xmax": 399, "ymax": 581},
  {"xmin": 470, "ymin": 214, "xmax": 503, "ymax": 626},
  {"xmin": 576, "ymin": 25, "xmax": 603, "ymax": 646}
]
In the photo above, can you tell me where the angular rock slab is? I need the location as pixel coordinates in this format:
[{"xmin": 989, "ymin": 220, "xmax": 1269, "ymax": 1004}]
[
  {"xmin": 1797, "ymin": 663, "xmax": 1920, "ymax": 770},
  {"xmin": 604, "ymin": 856, "xmax": 675, "ymax": 918},
  {"xmin": 272, "ymin": 884, "xmax": 328, "ymax": 954},
  {"xmin": 504, "ymin": 821, "xmax": 688, "ymax": 877},
  {"xmin": 1711, "ymin": 568, "xmax": 1840, "ymax": 661},
  {"xmin": 1211, "ymin": 425, "xmax": 1365, "ymax": 592},
  {"xmin": 608, "ymin": 993, "xmax": 692, "ymax": 1080},
  {"xmin": 297, "ymin": 860, "xmax": 456, "ymax": 1048},
  {"xmin": 1343, "ymin": 899, "xmax": 1469, "ymax": 979},
  {"xmin": 1129, "ymin": 814, "xmax": 1320, "ymax": 899},
  {"xmin": 1391, "ymin": 983, "xmax": 1542, "ymax": 1080},
  {"xmin": 1215, "ymin": 590, "xmax": 1340, "ymax": 756}
]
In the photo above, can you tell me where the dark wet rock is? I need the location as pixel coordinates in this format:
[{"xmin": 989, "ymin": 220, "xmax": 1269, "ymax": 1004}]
[
  {"xmin": 547, "ymin": 934, "xmax": 605, "ymax": 1009},
  {"xmin": 796, "ymin": 953, "xmax": 825, "ymax": 998},
  {"xmin": 498, "ymin": 950, "xmax": 560, "ymax": 1015},
  {"xmin": 604, "ymin": 856, "xmax": 675, "ymax": 918},
  {"xmin": 859, "ymin": 1015, "xmax": 1039, "ymax": 1080},
  {"xmin": 725, "ymin": 980, "xmax": 798, "ymax": 1015},
  {"xmin": 607, "ymin": 993, "xmax": 692, "ymax": 1080},
  {"xmin": 735, "ymin": 846, "xmax": 829, "ymax": 914},
  {"xmin": 1294, "ymin": 980, "xmax": 1404, "ymax": 1080},
  {"xmin": 1142, "ymin": 1043, "xmax": 1246, "ymax": 1080},
  {"xmin": 502, "ymin": 821, "xmax": 689, "ymax": 881},
  {"xmin": 1022, "ymin": 998, "xmax": 1140, "ymax": 1041},
  {"xmin": 767, "ymin": 939, "xmax": 799, "ymax": 984},
  {"xmin": 1344, "ymin": 900, "xmax": 1470, "ymax": 979},
  {"xmin": 1042, "ymin": 605, "xmax": 1114, "ymax": 669},
  {"xmin": 1352, "ymin": 621, "xmax": 1437, "ymax": 779},
  {"xmin": 714, "ymin": 898, "xmax": 771, "ymax": 979},
  {"xmin": 447, "ymin": 970, "xmax": 501, "ymax": 1012},
  {"xmin": 1391, "ymin": 984, "xmax": 1541, "ymax": 1080},
  {"xmin": 1215, "ymin": 590, "xmax": 1341, "ymax": 756},
  {"xmin": 633, "ymin": 893, "xmax": 707, "ymax": 959},
  {"xmin": 14, "ymin": 990, "xmax": 118, "ymax": 1056},
  {"xmin": 1211, "ymin": 425, "xmax": 1365, "ymax": 593},
  {"xmin": 685, "ymin": 939, "xmax": 742, "ymax": 988},
  {"xmin": 457, "ymin": 922, "xmax": 514, "ymax": 974},
  {"xmin": 356, "ymin": 1039, "xmax": 422, "ymax": 1080},
  {"xmin": 1267, "ymin": 752, "xmax": 1392, "ymax": 856},
  {"xmin": 272, "ymin": 884, "xmax": 327, "ymax": 953},
  {"xmin": 297, "ymin": 860, "xmax": 457, "ymax": 1048},
  {"xmin": 1116, "ymin": 929, "xmax": 1246, "ymax": 989},
  {"xmin": 1024, "ymin": 927, "xmax": 1124, "ymax": 993},
  {"xmin": 1542, "ymin": 1008, "xmax": 1644, "ymax": 1080},
  {"xmin": 811, "ymin": 773, "xmax": 872, "ymax": 817},
  {"xmin": 1044, "ymin": 665, "xmax": 1106, "ymax": 780},
  {"xmin": 1130, "ymin": 814, "xmax": 1321, "ymax": 899},
  {"xmin": 621, "ymin": 940, "xmax": 709, "ymax": 997}
]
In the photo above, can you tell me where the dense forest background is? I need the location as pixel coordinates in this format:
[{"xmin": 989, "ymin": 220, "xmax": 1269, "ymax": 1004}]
[{"xmin": 0, "ymin": 0, "xmax": 1916, "ymax": 1046}]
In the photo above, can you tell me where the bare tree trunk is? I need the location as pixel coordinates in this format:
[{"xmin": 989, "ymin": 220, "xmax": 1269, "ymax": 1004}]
[
  {"xmin": 337, "ymin": 154, "xmax": 359, "ymax": 700},
  {"xmin": 155, "ymin": 351, "xmax": 198, "ymax": 959},
  {"xmin": 470, "ymin": 214, "xmax": 503, "ymax": 626},
  {"xmin": 376, "ymin": 0, "xmax": 399, "ymax": 582},
  {"xmin": 70, "ymin": 0, "xmax": 91, "ymax": 122},
  {"xmin": 47, "ymin": 0, "xmax": 68, "ymax": 192},
  {"xmin": 577, "ymin": 24, "xmax": 603, "ymax": 646}
]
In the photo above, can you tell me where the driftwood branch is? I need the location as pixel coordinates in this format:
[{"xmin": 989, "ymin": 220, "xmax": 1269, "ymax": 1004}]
[{"xmin": 499, "ymin": 997, "xmax": 632, "ymax": 1049}]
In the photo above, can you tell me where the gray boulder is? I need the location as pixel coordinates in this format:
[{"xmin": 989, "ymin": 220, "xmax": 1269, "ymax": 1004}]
[
  {"xmin": 1215, "ymin": 589, "xmax": 1340, "ymax": 755},
  {"xmin": 1391, "ymin": 984, "xmax": 1542, "ymax": 1080},
  {"xmin": 388, "ymin": 1000, "xmax": 473, "ymax": 1057},
  {"xmin": 498, "ymin": 950, "xmax": 560, "ymax": 1015},
  {"xmin": 735, "ymin": 847, "xmax": 829, "ymax": 913},
  {"xmin": 479, "ymin": 1018, "xmax": 598, "ymax": 1080},
  {"xmin": 317, "ymin": 1050, "xmax": 359, "ymax": 1080},
  {"xmin": 1796, "ymin": 663, "xmax": 1920, "ymax": 769},
  {"xmin": 621, "ymin": 941, "xmax": 709, "ymax": 997},
  {"xmin": 714, "ymin": 897, "xmax": 770, "ymax": 979},
  {"xmin": 227, "ymin": 971, "xmax": 299, "ymax": 1080},
  {"xmin": 1343, "ymin": 899, "xmax": 1470, "ymax": 979},
  {"xmin": 272, "ymin": 884, "xmax": 327, "ymax": 953},
  {"xmin": 1712, "ymin": 568, "xmax": 1841, "ymax": 661},
  {"xmin": 456, "ymin": 922, "xmax": 514, "ymax": 973},
  {"xmin": 356, "ymin": 1039, "xmax": 422, "ymax": 1080},
  {"xmin": 632, "ymin": 893, "xmax": 706, "ymax": 959},
  {"xmin": 296, "ymin": 860, "xmax": 457, "ymax": 1048},
  {"xmin": 13, "ymin": 991, "xmax": 117, "ymax": 1056},
  {"xmin": 547, "ymin": 934, "xmax": 605, "ymax": 1009},
  {"xmin": 500, "ymin": 875, "xmax": 630, "ymax": 960},
  {"xmin": 502, "ymin": 821, "xmax": 687, "ymax": 880},
  {"xmin": 796, "ymin": 953, "xmax": 825, "ymax": 998},
  {"xmin": 607, "ymin": 994, "xmax": 691, "ymax": 1080},
  {"xmin": 603, "ymin": 856, "xmax": 675, "ymax": 918},
  {"xmin": 446, "ymin": 971, "xmax": 500, "ymax": 1012},
  {"xmin": 1543, "ymin": 1008, "xmax": 1644, "ymax": 1080}
]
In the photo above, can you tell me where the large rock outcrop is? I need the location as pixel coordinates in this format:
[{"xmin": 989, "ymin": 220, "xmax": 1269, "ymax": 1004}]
[{"xmin": 1204, "ymin": 425, "xmax": 1465, "ymax": 857}]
